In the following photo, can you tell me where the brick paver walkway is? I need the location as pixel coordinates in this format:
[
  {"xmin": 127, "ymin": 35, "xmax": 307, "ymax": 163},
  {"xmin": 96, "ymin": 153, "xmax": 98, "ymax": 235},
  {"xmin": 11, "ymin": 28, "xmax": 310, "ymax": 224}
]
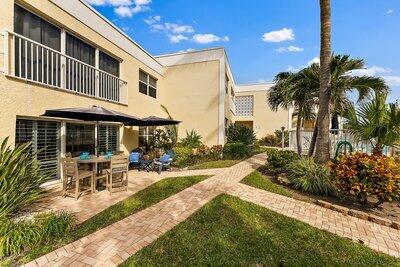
[
  {"xmin": 34, "ymin": 168, "xmax": 225, "ymax": 223},
  {"xmin": 26, "ymin": 153, "xmax": 400, "ymax": 266}
]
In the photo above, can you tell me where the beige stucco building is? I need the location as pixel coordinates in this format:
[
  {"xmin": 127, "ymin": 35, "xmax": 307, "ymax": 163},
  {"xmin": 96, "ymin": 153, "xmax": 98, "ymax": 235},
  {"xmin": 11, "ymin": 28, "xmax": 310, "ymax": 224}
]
[
  {"xmin": 234, "ymin": 83, "xmax": 289, "ymax": 139},
  {"xmin": 0, "ymin": 0, "xmax": 288, "ymax": 181}
]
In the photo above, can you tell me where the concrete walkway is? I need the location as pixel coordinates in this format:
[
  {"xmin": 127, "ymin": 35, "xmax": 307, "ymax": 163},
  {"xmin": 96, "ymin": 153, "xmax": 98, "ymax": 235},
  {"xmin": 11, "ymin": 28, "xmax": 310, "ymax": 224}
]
[{"xmin": 26, "ymin": 154, "xmax": 400, "ymax": 266}]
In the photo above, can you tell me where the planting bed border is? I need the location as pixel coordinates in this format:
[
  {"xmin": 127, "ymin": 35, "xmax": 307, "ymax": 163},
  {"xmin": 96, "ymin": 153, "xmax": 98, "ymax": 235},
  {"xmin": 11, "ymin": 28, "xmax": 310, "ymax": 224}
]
[{"xmin": 316, "ymin": 200, "xmax": 400, "ymax": 229}]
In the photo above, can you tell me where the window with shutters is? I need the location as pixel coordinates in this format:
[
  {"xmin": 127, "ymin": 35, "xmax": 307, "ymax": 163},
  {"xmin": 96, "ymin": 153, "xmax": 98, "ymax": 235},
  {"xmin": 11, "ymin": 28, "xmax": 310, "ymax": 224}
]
[
  {"xmin": 98, "ymin": 124, "xmax": 119, "ymax": 153},
  {"xmin": 15, "ymin": 119, "xmax": 60, "ymax": 180},
  {"xmin": 139, "ymin": 69, "xmax": 157, "ymax": 98}
]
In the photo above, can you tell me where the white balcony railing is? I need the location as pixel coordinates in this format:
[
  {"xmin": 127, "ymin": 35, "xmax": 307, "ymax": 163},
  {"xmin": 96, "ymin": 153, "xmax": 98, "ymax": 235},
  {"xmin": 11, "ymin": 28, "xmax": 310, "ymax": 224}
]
[{"xmin": 2, "ymin": 30, "xmax": 128, "ymax": 105}]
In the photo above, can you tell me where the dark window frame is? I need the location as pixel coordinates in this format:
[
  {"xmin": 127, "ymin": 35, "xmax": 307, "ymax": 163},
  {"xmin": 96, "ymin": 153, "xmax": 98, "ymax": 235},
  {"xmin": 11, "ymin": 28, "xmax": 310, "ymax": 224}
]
[{"xmin": 138, "ymin": 69, "xmax": 157, "ymax": 98}]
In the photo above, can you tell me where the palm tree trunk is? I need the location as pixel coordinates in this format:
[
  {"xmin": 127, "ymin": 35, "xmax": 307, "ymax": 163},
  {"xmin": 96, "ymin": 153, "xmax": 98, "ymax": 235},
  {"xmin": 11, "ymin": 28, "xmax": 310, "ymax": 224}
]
[
  {"xmin": 296, "ymin": 107, "xmax": 303, "ymax": 155},
  {"xmin": 315, "ymin": 0, "xmax": 332, "ymax": 164},
  {"xmin": 308, "ymin": 117, "xmax": 318, "ymax": 157}
]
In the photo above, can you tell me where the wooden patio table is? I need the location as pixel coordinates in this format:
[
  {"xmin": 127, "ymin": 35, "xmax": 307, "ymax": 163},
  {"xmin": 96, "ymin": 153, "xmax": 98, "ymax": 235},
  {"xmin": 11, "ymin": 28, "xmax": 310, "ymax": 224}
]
[{"xmin": 75, "ymin": 156, "xmax": 111, "ymax": 191}]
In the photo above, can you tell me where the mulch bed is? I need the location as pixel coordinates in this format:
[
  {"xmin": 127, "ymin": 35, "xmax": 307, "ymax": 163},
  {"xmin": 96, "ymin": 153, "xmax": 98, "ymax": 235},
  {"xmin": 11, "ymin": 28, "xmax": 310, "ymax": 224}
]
[{"xmin": 258, "ymin": 169, "xmax": 400, "ymax": 224}]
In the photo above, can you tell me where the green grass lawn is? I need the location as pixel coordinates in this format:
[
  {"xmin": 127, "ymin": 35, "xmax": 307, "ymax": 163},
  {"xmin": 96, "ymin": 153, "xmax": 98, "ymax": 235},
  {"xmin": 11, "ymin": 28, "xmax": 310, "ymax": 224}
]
[
  {"xmin": 188, "ymin": 159, "xmax": 240, "ymax": 170},
  {"xmin": 241, "ymin": 170, "xmax": 293, "ymax": 197},
  {"xmin": 18, "ymin": 175, "xmax": 209, "ymax": 264},
  {"xmin": 122, "ymin": 194, "xmax": 398, "ymax": 267}
]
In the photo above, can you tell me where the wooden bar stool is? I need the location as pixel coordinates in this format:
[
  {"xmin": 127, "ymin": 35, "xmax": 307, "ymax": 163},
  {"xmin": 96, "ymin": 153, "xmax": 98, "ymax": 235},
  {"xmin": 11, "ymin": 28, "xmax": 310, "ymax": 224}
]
[
  {"xmin": 106, "ymin": 155, "xmax": 129, "ymax": 194},
  {"xmin": 61, "ymin": 157, "xmax": 94, "ymax": 199}
]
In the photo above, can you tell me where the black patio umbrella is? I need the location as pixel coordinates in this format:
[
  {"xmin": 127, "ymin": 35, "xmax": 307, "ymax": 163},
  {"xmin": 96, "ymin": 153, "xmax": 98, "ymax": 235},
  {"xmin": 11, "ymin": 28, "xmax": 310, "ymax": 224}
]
[
  {"xmin": 41, "ymin": 105, "xmax": 144, "ymax": 125},
  {"xmin": 136, "ymin": 116, "xmax": 181, "ymax": 126}
]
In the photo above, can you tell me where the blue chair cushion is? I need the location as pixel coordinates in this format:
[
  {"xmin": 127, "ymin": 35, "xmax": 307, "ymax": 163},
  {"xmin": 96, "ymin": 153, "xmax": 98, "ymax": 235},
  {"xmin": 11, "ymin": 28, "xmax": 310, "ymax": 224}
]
[
  {"xmin": 160, "ymin": 154, "xmax": 171, "ymax": 164},
  {"xmin": 130, "ymin": 152, "xmax": 140, "ymax": 163}
]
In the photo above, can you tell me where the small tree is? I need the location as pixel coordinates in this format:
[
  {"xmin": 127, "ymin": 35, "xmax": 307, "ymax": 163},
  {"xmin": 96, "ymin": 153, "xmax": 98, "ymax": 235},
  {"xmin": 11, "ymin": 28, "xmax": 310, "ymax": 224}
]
[
  {"xmin": 180, "ymin": 130, "xmax": 203, "ymax": 148},
  {"xmin": 344, "ymin": 93, "xmax": 400, "ymax": 155}
]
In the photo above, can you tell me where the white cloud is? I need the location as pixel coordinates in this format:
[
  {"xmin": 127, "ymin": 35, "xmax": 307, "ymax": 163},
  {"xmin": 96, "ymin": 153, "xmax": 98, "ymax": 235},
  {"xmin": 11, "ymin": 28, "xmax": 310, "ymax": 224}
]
[
  {"xmin": 86, "ymin": 0, "xmax": 132, "ymax": 6},
  {"xmin": 387, "ymin": 9, "xmax": 394, "ymax": 15},
  {"xmin": 135, "ymin": 0, "xmax": 150, "ymax": 5},
  {"xmin": 350, "ymin": 66, "xmax": 391, "ymax": 76},
  {"xmin": 382, "ymin": 76, "xmax": 400, "ymax": 87},
  {"xmin": 191, "ymin": 34, "xmax": 229, "ymax": 44},
  {"xmin": 179, "ymin": 48, "xmax": 195, "ymax": 53},
  {"xmin": 164, "ymin": 23, "xmax": 194, "ymax": 34},
  {"xmin": 169, "ymin": 34, "xmax": 189, "ymax": 43},
  {"xmin": 307, "ymin": 57, "xmax": 320, "ymax": 66},
  {"xmin": 275, "ymin": 45, "xmax": 304, "ymax": 53},
  {"xmin": 144, "ymin": 15, "xmax": 161, "ymax": 25},
  {"xmin": 114, "ymin": 3, "xmax": 150, "ymax": 17},
  {"xmin": 286, "ymin": 65, "xmax": 300, "ymax": 72},
  {"xmin": 262, "ymin": 28, "xmax": 294, "ymax": 43}
]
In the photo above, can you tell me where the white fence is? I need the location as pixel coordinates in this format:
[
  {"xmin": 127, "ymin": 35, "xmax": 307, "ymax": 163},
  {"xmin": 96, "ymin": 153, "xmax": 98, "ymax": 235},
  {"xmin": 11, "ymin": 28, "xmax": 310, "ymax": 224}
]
[
  {"xmin": 289, "ymin": 129, "xmax": 397, "ymax": 157},
  {"xmin": 3, "ymin": 30, "xmax": 128, "ymax": 105}
]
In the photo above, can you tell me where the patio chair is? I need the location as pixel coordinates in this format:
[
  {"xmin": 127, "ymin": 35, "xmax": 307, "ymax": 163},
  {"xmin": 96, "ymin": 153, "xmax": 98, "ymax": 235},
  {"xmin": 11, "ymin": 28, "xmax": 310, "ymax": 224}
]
[
  {"xmin": 61, "ymin": 157, "xmax": 93, "ymax": 199},
  {"xmin": 106, "ymin": 155, "xmax": 129, "ymax": 194},
  {"xmin": 153, "ymin": 154, "xmax": 172, "ymax": 174},
  {"xmin": 129, "ymin": 152, "xmax": 141, "ymax": 169}
]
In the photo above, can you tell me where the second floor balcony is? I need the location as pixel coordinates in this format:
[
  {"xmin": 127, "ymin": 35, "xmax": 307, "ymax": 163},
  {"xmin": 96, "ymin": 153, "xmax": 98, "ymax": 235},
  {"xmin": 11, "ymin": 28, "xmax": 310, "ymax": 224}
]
[{"xmin": 2, "ymin": 30, "xmax": 128, "ymax": 105}]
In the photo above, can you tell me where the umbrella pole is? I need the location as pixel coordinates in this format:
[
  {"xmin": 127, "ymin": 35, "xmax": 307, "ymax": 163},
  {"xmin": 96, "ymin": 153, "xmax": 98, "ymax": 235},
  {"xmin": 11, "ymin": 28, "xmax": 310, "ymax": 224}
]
[{"xmin": 95, "ymin": 122, "xmax": 98, "ymax": 156}]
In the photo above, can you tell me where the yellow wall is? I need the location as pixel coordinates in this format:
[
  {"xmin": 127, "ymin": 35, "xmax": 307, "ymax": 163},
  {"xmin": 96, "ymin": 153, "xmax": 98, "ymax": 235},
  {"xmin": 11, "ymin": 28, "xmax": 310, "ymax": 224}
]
[
  {"xmin": 161, "ymin": 60, "xmax": 221, "ymax": 146},
  {"xmin": 234, "ymin": 90, "xmax": 288, "ymax": 139},
  {"xmin": 0, "ymin": 0, "xmax": 166, "ymax": 152}
]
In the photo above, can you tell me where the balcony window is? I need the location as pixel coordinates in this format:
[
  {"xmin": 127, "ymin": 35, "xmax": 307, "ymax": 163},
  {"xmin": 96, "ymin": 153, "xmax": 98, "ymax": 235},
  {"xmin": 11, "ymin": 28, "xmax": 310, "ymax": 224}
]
[
  {"xmin": 139, "ymin": 70, "xmax": 157, "ymax": 98},
  {"xmin": 9, "ymin": 5, "xmax": 127, "ymax": 104},
  {"xmin": 99, "ymin": 51, "xmax": 119, "ymax": 77},
  {"xmin": 14, "ymin": 4, "xmax": 61, "ymax": 85}
]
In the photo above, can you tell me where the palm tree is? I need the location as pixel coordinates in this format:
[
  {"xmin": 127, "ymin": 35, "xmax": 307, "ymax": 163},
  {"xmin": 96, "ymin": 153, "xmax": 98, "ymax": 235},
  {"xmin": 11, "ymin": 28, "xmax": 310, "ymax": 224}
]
[
  {"xmin": 268, "ymin": 68, "xmax": 318, "ymax": 155},
  {"xmin": 314, "ymin": 0, "xmax": 332, "ymax": 164},
  {"xmin": 307, "ymin": 55, "xmax": 389, "ymax": 156},
  {"xmin": 344, "ymin": 93, "xmax": 400, "ymax": 155}
]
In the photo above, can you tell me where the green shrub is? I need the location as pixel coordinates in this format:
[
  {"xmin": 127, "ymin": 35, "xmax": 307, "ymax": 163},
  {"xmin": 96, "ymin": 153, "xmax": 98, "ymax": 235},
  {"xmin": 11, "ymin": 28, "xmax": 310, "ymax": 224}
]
[
  {"xmin": 223, "ymin": 143, "xmax": 250, "ymax": 159},
  {"xmin": 173, "ymin": 146, "xmax": 195, "ymax": 167},
  {"xmin": 0, "ymin": 211, "xmax": 74, "ymax": 257},
  {"xmin": 259, "ymin": 134, "xmax": 280, "ymax": 147},
  {"xmin": 0, "ymin": 138, "xmax": 53, "ymax": 218},
  {"xmin": 265, "ymin": 149, "xmax": 299, "ymax": 175},
  {"xmin": 226, "ymin": 125, "xmax": 256, "ymax": 145},
  {"xmin": 287, "ymin": 157, "xmax": 337, "ymax": 196},
  {"xmin": 274, "ymin": 129, "xmax": 289, "ymax": 147},
  {"xmin": 180, "ymin": 130, "xmax": 202, "ymax": 148}
]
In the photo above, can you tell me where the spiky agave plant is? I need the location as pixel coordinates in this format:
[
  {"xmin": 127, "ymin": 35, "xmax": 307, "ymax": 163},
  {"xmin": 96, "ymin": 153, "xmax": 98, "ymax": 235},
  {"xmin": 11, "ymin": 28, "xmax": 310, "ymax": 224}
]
[{"xmin": 0, "ymin": 137, "xmax": 52, "ymax": 218}]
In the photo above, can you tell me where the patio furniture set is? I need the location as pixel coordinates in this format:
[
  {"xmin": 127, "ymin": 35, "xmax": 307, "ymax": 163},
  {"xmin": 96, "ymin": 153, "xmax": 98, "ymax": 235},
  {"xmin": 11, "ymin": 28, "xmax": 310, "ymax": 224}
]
[{"xmin": 61, "ymin": 150, "xmax": 176, "ymax": 200}]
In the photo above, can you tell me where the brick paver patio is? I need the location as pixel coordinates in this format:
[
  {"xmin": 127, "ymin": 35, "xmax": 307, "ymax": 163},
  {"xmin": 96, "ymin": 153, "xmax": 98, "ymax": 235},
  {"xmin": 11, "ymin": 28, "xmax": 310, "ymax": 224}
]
[
  {"xmin": 34, "ymin": 168, "xmax": 225, "ymax": 223},
  {"xmin": 26, "ymin": 153, "xmax": 400, "ymax": 266}
]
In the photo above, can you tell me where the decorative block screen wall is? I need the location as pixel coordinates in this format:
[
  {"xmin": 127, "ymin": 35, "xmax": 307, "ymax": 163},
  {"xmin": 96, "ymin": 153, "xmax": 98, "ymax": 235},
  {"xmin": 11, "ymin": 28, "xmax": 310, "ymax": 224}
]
[{"xmin": 235, "ymin": 95, "xmax": 254, "ymax": 116}]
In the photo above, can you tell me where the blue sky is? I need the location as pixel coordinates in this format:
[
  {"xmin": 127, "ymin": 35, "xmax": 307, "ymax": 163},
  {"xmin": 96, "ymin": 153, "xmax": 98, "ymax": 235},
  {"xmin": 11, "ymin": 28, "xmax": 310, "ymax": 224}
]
[{"xmin": 87, "ymin": 0, "xmax": 400, "ymax": 102}]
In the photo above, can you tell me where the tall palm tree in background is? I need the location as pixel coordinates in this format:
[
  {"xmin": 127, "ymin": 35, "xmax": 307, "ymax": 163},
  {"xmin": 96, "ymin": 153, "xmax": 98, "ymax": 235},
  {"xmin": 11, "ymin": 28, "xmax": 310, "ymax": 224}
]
[
  {"xmin": 344, "ymin": 93, "xmax": 400, "ymax": 156},
  {"xmin": 307, "ymin": 55, "xmax": 389, "ymax": 156},
  {"xmin": 314, "ymin": 0, "xmax": 332, "ymax": 164},
  {"xmin": 268, "ymin": 68, "xmax": 318, "ymax": 155}
]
